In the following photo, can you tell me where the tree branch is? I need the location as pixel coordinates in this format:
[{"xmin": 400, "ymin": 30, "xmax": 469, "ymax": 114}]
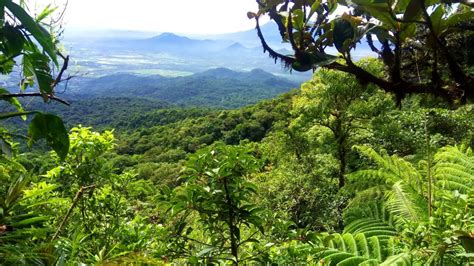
[
  {"xmin": 255, "ymin": 17, "xmax": 295, "ymax": 69},
  {"xmin": 0, "ymin": 92, "xmax": 70, "ymax": 106}
]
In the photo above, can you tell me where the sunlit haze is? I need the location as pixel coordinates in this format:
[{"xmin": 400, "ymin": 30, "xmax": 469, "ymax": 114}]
[{"xmin": 62, "ymin": 0, "xmax": 261, "ymax": 34}]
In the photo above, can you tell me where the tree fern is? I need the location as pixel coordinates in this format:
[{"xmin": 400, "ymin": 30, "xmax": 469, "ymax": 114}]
[
  {"xmin": 343, "ymin": 145, "xmax": 474, "ymax": 265},
  {"xmin": 313, "ymin": 231, "xmax": 397, "ymax": 265},
  {"xmin": 386, "ymin": 181, "xmax": 428, "ymax": 223},
  {"xmin": 352, "ymin": 146, "xmax": 422, "ymax": 189},
  {"xmin": 379, "ymin": 253, "xmax": 411, "ymax": 265},
  {"xmin": 348, "ymin": 146, "xmax": 428, "ymax": 226},
  {"xmin": 434, "ymin": 145, "xmax": 474, "ymax": 194}
]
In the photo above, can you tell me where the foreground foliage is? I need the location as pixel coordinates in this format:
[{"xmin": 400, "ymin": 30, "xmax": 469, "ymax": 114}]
[{"xmin": 0, "ymin": 2, "xmax": 472, "ymax": 264}]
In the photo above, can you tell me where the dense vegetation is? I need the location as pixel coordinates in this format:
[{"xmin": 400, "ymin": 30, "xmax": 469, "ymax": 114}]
[
  {"xmin": 1, "ymin": 0, "xmax": 473, "ymax": 265},
  {"xmin": 66, "ymin": 68, "xmax": 298, "ymax": 109}
]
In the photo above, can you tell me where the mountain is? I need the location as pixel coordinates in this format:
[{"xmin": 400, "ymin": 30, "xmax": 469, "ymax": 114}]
[
  {"xmin": 205, "ymin": 22, "xmax": 290, "ymax": 49},
  {"xmin": 61, "ymin": 27, "xmax": 314, "ymax": 83},
  {"xmin": 135, "ymin": 32, "xmax": 229, "ymax": 53},
  {"xmin": 69, "ymin": 68, "xmax": 299, "ymax": 109}
]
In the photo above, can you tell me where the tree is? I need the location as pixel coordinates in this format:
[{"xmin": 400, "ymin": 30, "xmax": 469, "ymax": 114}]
[
  {"xmin": 160, "ymin": 144, "xmax": 264, "ymax": 264},
  {"xmin": 292, "ymin": 59, "xmax": 391, "ymax": 188},
  {"xmin": 0, "ymin": 0, "xmax": 71, "ymax": 159},
  {"xmin": 249, "ymin": 0, "xmax": 474, "ymax": 104}
]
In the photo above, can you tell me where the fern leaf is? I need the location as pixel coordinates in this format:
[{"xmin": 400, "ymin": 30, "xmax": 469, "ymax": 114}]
[
  {"xmin": 379, "ymin": 252, "xmax": 411, "ymax": 265},
  {"xmin": 342, "ymin": 233, "xmax": 358, "ymax": 255},
  {"xmin": 336, "ymin": 256, "xmax": 371, "ymax": 266},
  {"xmin": 354, "ymin": 233, "xmax": 370, "ymax": 258},
  {"xmin": 323, "ymin": 252, "xmax": 355, "ymax": 266},
  {"xmin": 386, "ymin": 181, "xmax": 427, "ymax": 223},
  {"xmin": 359, "ymin": 259, "xmax": 381, "ymax": 265},
  {"xmin": 368, "ymin": 236, "xmax": 382, "ymax": 261}
]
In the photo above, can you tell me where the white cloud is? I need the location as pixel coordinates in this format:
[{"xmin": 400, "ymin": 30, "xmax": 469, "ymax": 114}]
[{"xmin": 61, "ymin": 0, "xmax": 260, "ymax": 34}]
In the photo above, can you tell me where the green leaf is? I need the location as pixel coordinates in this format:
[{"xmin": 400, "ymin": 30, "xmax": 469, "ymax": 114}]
[
  {"xmin": 380, "ymin": 253, "xmax": 411, "ymax": 265},
  {"xmin": 0, "ymin": 88, "xmax": 25, "ymax": 119},
  {"xmin": 0, "ymin": 111, "xmax": 36, "ymax": 120},
  {"xmin": 0, "ymin": 138, "xmax": 12, "ymax": 158},
  {"xmin": 35, "ymin": 4, "xmax": 57, "ymax": 22},
  {"xmin": 197, "ymin": 247, "xmax": 215, "ymax": 257},
  {"xmin": 402, "ymin": 0, "xmax": 423, "ymax": 22},
  {"xmin": 445, "ymin": 11, "xmax": 474, "ymax": 28},
  {"xmin": 5, "ymin": 1, "xmax": 58, "ymax": 65},
  {"xmin": 292, "ymin": 9, "xmax": 306, "ymax": 31},
  {"xmin": 28, "ymin": 113, "xmax": 69, "ymax": 160},
  {"xmin": 353, "ymin": 0, "xmax": 396, "ymax": 27},
  {"xmin": 333, "ymin": 19, "xmax": 354, "ymax": 53},
  {"xmin": 23, "ymin": 52, "xmax": 54, "ymax": 94},
  {"xmin": 0, "ymin": 54, "xmax": 15, "ymax": 74},
  {"xmin": 292, "ymin": 60, "xmax": 313, "ymax": 72},
  {"xmin": 309, "ymin": 0, "xmax": 322, "ymax": 18},
  {"xmin": 312, "ymin": 52, "xmax": 339, "ymax": 67},
  {"xmin": 430, "ymin": 5, "xmax": 445, "ymax": 36},
  {"xmin": 10, "ymin": 216, "xmax": 49, "ymax": 227},
  {"xmin": 3, "ymin": 24, "xmax": 25, "ymax": 56}
]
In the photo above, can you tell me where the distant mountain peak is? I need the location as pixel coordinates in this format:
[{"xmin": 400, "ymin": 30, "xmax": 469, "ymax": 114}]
[
  {"xmin": 227, "ymin": 42, "xmax": 246, "ymax": 50},
  {"xmin": 198, "ymin": 68, "xmax": 237, "ymax": 77},
  {"xmin": 250, "ymin": 68, "xmax": 267, "ymax": 74},
  {"xmin": 248, "ymin": 68, "xmax": 275, "ymax": 79},
  {"xmin": 149, "ymin": 32, "xmax": 191, "ymax": 43}
]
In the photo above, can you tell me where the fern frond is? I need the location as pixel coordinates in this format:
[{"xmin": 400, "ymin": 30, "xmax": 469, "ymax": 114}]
[
  {"xmin": 342, "ymin": 233, "xmax": 358, "ymax": 255},
  {"xmin": 434, "ymin": 145, "xmax": 474, "ymax": 194},
  {"xmin": 343, "ymin": 187, "xmax": 390, "ymax": 225},
  {"xmin": 314, "ymin": 231, "xmax": 396, "ymax": 265},
  {"xmin": 323, "ymin": 252, "xmax": 356, "ymax": 265},
  {"xmin": 354, "ymin": 233, "xmax": 370, "ymax": 257},
  {"xmin": 352, "ymin": 146, "xmax": 422, "ymax": 191},
  {"xmin": 379, "ymin": 252, "xmax": 411, "ymax": 265},
  {"xmin": 348, "ymin": 170, "xmax": 399, "ymax": 190},
  {"xmin": 344, "ymin": 219, "xmax": 395, "ymax": 237},
  {"xmin": 367, "ymin": 236, "xmax": 382, "ymax": 261},
  {"xmin": 359, "ymin": 259, "xmax": 381, "ymax": 265},
  {"xmin": 386, "ymin": 181, "xmax": 428, "ymax": 223},
  {"xmin": 336, "ymin": 256, "xmax": 371, "ymax": 265}
]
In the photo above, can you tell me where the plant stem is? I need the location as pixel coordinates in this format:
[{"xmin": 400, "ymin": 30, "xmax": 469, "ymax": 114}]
[
  {"xmin": 52, "ymin": 185, "xmax": 95, "ymax": 241},
  {"xmin": 223, "ymin": 176, "xmax": 238, "ymax": 264}
]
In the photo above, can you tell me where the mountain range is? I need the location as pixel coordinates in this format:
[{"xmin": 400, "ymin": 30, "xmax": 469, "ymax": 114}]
[{"xmin": 65, "ymin": 68, "xmax": 299, "ymax": 109}]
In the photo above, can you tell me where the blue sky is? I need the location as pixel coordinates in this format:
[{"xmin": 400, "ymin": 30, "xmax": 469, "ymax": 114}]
[{"xmin": 62, "ymin": 0, "xmax": 261, "ymax": 34}]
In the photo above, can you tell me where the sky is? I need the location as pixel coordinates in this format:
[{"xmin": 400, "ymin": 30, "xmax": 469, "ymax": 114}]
[{"xmin": 60, "ymin": 0, "xmax": 261, "ymax": 34}]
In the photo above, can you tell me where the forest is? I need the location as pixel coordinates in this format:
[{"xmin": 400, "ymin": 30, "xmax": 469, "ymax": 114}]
[{"xmin": 1, "ymin": 0, "xmax": 473, "ymax": 265}]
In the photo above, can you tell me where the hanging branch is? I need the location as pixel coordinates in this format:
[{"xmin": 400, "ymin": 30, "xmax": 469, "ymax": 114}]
[{"xmin": 255, "ymin": 17, "xmax": 295, "ymax": 69}]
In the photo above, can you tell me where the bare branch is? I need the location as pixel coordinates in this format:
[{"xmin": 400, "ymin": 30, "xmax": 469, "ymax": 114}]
[{"xmin": 0, "ymin": 92, "xmax": 70, "ymax": 106}]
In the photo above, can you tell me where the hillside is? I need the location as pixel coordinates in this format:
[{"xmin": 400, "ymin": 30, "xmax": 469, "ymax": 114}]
[{"xmin": 67, "ymin": 68, "xmax": 298, "ymax": 108}]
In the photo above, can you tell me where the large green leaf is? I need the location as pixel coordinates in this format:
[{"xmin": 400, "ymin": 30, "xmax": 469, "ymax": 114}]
[
  {"xmin": 23, "ymin": 52, "xmax": 54, "ymax": 94},
  {"xmin": 28, "ymin": 113, "xmax": 69, "ymax": 160},
  {"xmin": 445, "ymin": 11, "xmax": 474, "ymax": 28},
  {"xmin": 430, "ymin": 5, "xmax": 445, "ymax": 36},
  {"xmin": 292, "ymin": 52, "xmax": 338, "ymax": 71},
  {"xmin": 333, "ymin": 19, "xmax": 354, "ymax": 53},
  {"xmin": 5, "ymin": 1, "xmax": 58, "ymax": 65},
  {"xmin": 402, "ymin": 0, "xmax": 423, "ymax": 22},
  {"xmin": 2, "ymin": 24, "xmax": 25, "ymax": 56}
]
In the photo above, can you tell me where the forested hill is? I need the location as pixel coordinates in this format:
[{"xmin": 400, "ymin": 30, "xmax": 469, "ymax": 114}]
[{"xmin": 67, "ymin": 68, "xmax": 298, "ymax": 108}]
